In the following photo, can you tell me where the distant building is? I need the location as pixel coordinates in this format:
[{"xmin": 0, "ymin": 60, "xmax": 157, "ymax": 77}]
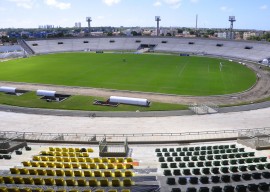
[
  {"xmin": 217, "ymin": 31, "xmax": 234, "ymax": 39},
  {"xmin": 75, "ymin": 22, "xmax": 81, "ymax": 28},
  {"xmin": 39, "ymin": 25, "xmax": 54, "ymax": 29},
  {"xmin": 243, "ymin": 32, "xmax": 258, "ymax": 40}
]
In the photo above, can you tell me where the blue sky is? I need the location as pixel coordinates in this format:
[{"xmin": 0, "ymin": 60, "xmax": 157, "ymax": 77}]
[{"xmin": 0, "ymin": 0, "xmax": 269, "ymax": 30}]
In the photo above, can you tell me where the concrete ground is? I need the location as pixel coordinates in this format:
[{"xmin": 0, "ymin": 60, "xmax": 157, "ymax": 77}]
[{"xmin": 0, "ymin": 107, "xmax": 270, "ymax": 134}]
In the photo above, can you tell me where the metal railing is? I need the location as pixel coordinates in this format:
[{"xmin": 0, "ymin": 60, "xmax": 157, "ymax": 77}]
[{"xmin": 0, "ymin": 127, "xmax": 269, "ymax": 144}]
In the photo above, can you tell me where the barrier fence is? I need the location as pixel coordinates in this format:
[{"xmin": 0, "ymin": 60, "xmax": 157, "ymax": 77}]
[{"xmin": 0, "ymin": 127, "xmax": 270, "ymax": 145}]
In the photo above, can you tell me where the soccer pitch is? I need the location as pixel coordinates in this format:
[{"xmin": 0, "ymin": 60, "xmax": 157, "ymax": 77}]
[{"xmin": 0, "ymin": 53, "xmax": 257, "ymax": 96}]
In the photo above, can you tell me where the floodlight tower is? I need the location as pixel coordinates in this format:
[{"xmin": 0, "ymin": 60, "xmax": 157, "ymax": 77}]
[
  {"xmin": 155, "ymin": 16, "xmax": 161, "ymax": 36},
  {"xmin": 229, "ymin": 16, "xmax": 236, "ymax": 40},
  {"xmin": 86, "ymin": 17, "xmax": 92, "ymax": 35}
]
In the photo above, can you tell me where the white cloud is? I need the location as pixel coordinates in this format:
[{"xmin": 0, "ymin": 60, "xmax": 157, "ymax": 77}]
[
  {"xmin": 102, "ymin": 0, "xmax": 121, "ymax": 6},
  {"xmin": 153, "ymin": 1, "xmax": 162, "ymax": 7},
  {"xmin": 260, "ymin": 5, "xmax": 268, "ymax": 10},
  {"xmin": 220, "ymin": 6, "xmax": 233, "ymax": 12},
  {"xmin": 164, "ymin": 0, "xmax": 182, "ymax": 9},
  {"xmin": 44, "ymin": 0, "xmax": 71, "ymax": 10},
  {"xmin": 8, "ymin": 0, "xmax": 36, "ymax": 9}
]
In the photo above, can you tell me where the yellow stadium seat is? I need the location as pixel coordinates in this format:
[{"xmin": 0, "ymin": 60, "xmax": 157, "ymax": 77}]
[
  {"xmin": 3, "ymin": 176, "xmax": 14, "ymax": 184},
  {"xmin": 78, "ymin": 157, "xmax": 85, "ymax": 162},
  {"xmin": 82, "ymin": 190, "xmax": 92, "ymax": 192},
  {"xmin": 55, "ymin": 189, "xmax": 67, "ymax": 192},
  {"xmin": 19, "ymin": 168, "xmax": 30, "ymax": 175},
  {"xmin": 47, "ymin": 151, "xmax": 54, "ymax": 156},
  {"xmin": 56, "ymin": 157, "xmax": 63, "ymax": 161},
  {"xmin": 104, "ymin": 170, "xmax": 112, "ymax": 177},
  {"xmin": 63, "ymin": 163, "xmax": 72, "ymax": 168},
  {"xmin": 99, "ymin": 178, "xmax": 109, "ymax": 186},
  {"xmin": 121, "ymin": 190, "xmax": 131, "ymax": 192},
  {"xmin": 125, "ymin": 164, "xmax": 133, "ymax": 169},
  {"xmin": 40, "ymin": 151, "xmax": 47, "ymax": 155},
  {"xmin": 107, "ymin": 163, "xmax": 115, "ymax": 169},
  {"xmin": 0, "ymin": 176, "xmax": 3, "ymax": 184},
  {"xmin": 82, "ymin": 152, "xmax": 89, "ymax": 157},
  {"xmin": 62, "ymin": 148, "xmax": 68, "ymax": 152},
  {"xmin": 114, "ymin": 170, "xmax": 122, "ymax": 177},
  {"xmin": 48, "ymin": 156, "xmax": 56, "ymax": 161},
  {"xmin": 69, "ymin": 190, "xmax": 79, "ymax": 192},
  {"xmin": 10, "ymin": 168, "xmax": 20, "ymax": 174},
  {"xmin": 62, "ymin": 152, "xmax": 69, "ymax": 157},
  {"xmin": 55, "ymin": 152, "xmax": 62, "ymax": 156},
  {"xmin": 39, "ymin": 162, "xmax": 47, "ymax": 168},
  {"xmin": 89, "ymin": 163, "xmax": 97, "ymax": 169},
  {"xmin": 74, "ymin": 170, "xmax": 83, "ymax": 177},
  {"xmin": 46, "ymin": 169, "xmax": 56, "ymax": 176},
  {"xmin": 85, "ymin": 157, "xmax": 93, "ymax": 163},
  {"xmin": 83, "ymin": 170, "xmax": 92, "ymax": 177},
  {"xmin": 49, "ymin": 147, "xmax": 55, "ymax": 151},
  {"xmin": 56, "ymin": 169, "xmax": 65, "ymax": 176},
  {"xmin": 37, "ymin": 169, "xmax": 46, "ymax": 175},
  {"xmin": 63, "ymin": 157, "xmax": 70, "ymax": 162},
  {"xmin": 44, "ymin": 178, "xmax": 55, "ymax": 185},
  {"xmin": 72, "ymin": 163, "xmax": 79, "ymax": 169},
  {"xmin": 95, "ymin": 189, "xmax": 104, "ymax": 192},
  {"xmin": 111, "ymin": 178, "xmax": 121, "ymax": 187},
  {"xmin": 116, "ymin": 164, "xmax": 124, "ymax": 169},
  {"xmin": 41, "ymin": 156, "xmax": 48, "ymax": 161},
  {"xmin": 93, "ymin": 158, "xmax": 101, "ymax": 163},
  {"xmin": 68, "ymin": 148, "xmax": 75, "ymax": 152},
  {"xmin": 75, "ymin": 152, "xmax": 81, "ymax": 157},
  {"xmin": 66, "ymin": 178, "xmax": 76, "ymax": 186},
  {"xmin": 87, "ymin": 148, "xmax": 94, "ymax": 152},
  {"xmin": 46, "ymin": 162, "xmax": 55, "ymax": 168},
  {"xmin": 88, "ymin": 178, "xmax": 98, "ymax": 186},
  {"xmin": 94, "ymin": 170, "xmax": 102, "ymax": 177},
  {"xmin": 98, "ymin": 163, "xmax": 107, "ymax": 169},
  {"xmin": 55, "ymin": 178, "xmax": 65, "ymax": 186},
  {"xmin": 69, "ymin": 153, "xmax": 75, "ymax": 157},
  {"xmin": 126, "ymin": 158, "xmax": 133, "ymax": 163},
  {"xmin": 75, "ymin": 148, "xmax": 80, "ymax": 152},
  {"xmin": 64, "ymin": 170, "xmax": 74, "ymax": 177},
  {"xmin": 81, "ymin": 163, "xmax": 89, "ymax": 169},
  {"xmin": 109, "ymin": 158, "xmax": 117, "ymax": 163},
  {"xmin": 28, "ymin": 169, "xmax": 37, "ymax": 175},
  {"xmin": 13, "ymin": 176, "xmax": 24, "ymax": 184},
  {"xmin": 108, "ymin": 190, "xmax": 118, "ymax": 192},
  {"xmin": 22, "ymin": 161, "xmax": 31, "ymax": 167},
  {"xmin": 7, "ymin": 187, "xmax": 20, "ymax": 192},
  {"xmin": 70, "ymin": 157, "xmax": 78, "ymax": 162},
  {"xmin": 101, "ymin": 158, "xmax": 108, "ymax": 163},
  {"xmin": 0, "ymin": 187, "xmax": 8, "ymax": 192},
  {"xmin": 55, "ymin": 147, "xmax": 61, "ymax": 152},
  {"xmin": 55, "ymin": 162, "xmax": 64, "ymax": 168},
  {"xmin": 77, "ymin": 178, "xmax": 88, "ymax": 186},
  {"xmin": 118, "ymin": 158, "xmax": 124, "ymax": 163},
  {"xmin": 124, "ymin": 170, "xmax": 133, "ymax": 177},
  {"xmin": 43, "ymin": 189, "xmax": 54, "ymax": 192},
  {"xmin": 33, "ymin": 177, "xmax": 44, "ymax": 185},
  {"xmin": 30, "ymin": 162, "xmax": 40, "ymax": 167},
  {"xmin": 20, "ymin": 188, "xmax": 31, "ymax": 192},
  {"xmin": 123, "ymin": 178, "xmax": 133, "ymax": 186},
  {"xmin": 23, "ymin": 177, "xmax": 34, "ymax": 185}
]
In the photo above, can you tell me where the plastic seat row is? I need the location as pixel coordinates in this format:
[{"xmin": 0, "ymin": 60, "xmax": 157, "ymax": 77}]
[
  {"xmin": 163, "ymin": 165, "xmax": 270, "ymax": 176},
  {"xmin": 170, "ymin": 182, "xmax": 269, "ymax": 192},
  {"xmin": 21, "ymin": 161, "xmax": 133, "ymax": 169},
  {"xmin": 158, "ymin": 155, "xmax": 267, "ymax": 164},
  {"xmin": 0, "ymin": 176, "xmax": 134, "ymax": 187},
  {"xmin": 160, "ymin": 160, "xmax": 269, "ymax": 169},
  {"xmin": 158, "ymin": 154, "xmax": 263, "ymax": 162},
  {"xmin": 165, "ymin": 172, "xmax": 270, "ymax": 185},
  {"xmin": 39, "ymin": 151, "xmax": 89, "ymax": 157},
  {"xmin": 48, "ymin": 147, "xmax": 94, "ymax": 153},
  {"xmin": 32, "ymin": 156, "xmax": 133, "ymax": 163},
  {"xmin": 157, "ymin": 150, "xmax": 251, "ymax": 158},
  {"xmin": 0, "ymin": 187, "xmax": 131, "ymax": 192},
  {"xmin": 10, "ymin": 168, "xmax": 134, "ymax": 177},
  {"xmin": 156, "ymin": 144, "xmax": 237, "ymax": 153}
]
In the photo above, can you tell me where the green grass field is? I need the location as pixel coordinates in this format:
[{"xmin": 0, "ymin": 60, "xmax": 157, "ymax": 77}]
[{"xmin": 0, "ymin": 53, "xmax": 256, "ymax": 96}]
